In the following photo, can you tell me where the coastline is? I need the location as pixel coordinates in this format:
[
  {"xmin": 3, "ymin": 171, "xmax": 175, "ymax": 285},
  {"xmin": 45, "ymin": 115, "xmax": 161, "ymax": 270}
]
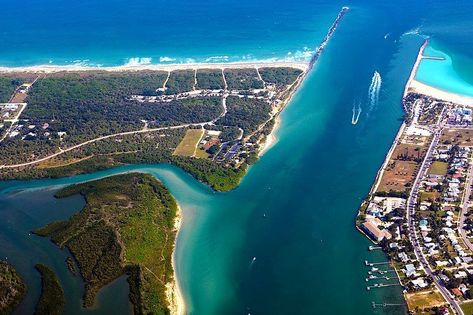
[
  {"xmin": 408, "ymin": 79, "xmax": 473, "ymax": 106},
  {"xmin": 357, "ymin": 38, "xmax": 473, "ymax": 314},
  {"xmin": 258, "ymin": 115, "xmax": 280, "ymax": 157},
  {"xmin": 0, "ymin": 61, "xmax": 308, "ymax": 74},
  {"xmin": 166, "ymin": 204, "xmax": 185, "ymax": 315}
]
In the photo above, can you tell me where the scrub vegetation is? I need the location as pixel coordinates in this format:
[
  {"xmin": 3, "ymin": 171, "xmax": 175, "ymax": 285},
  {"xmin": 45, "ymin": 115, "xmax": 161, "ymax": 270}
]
[
  {"xmin": 34, "ymin": 264, "xmax": 65, "ymax": 315},
  {"xmin": 0, "ymin": 261, "xmax": 27, "ymax": 315},
  {"xmin": 34, "ymin": 173, "xmax": 177, "ymax": 314}
]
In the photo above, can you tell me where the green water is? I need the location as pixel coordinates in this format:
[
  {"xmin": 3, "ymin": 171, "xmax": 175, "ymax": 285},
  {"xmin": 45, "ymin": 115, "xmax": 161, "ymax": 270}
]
[
  {"xmin": 2, "ymin": 1, "xmax": 473, "ymax": 314},
  {"xmin": 1, "ymin": 22, "xmax": 424, "ymax": 315}
]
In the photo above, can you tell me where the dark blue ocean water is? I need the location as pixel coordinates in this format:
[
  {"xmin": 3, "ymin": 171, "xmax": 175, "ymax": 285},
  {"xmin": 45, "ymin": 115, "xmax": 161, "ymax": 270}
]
[
  {"xmin": 0, "ymin": 0, "xmax": 470, "ymax": 69},
  {"xmin": 1, "ymin": 0, "xmax": 473, "ymax": 314}
]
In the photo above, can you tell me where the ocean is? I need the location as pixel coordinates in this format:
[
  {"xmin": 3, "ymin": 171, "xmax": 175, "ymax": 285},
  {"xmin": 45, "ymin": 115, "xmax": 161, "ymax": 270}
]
[{"xmin": 1, "ymin": 0, "xmax": 473, "ymax": 314}]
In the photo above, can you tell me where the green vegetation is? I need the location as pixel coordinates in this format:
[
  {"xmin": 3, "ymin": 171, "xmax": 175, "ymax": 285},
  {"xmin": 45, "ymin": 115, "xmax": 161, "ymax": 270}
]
[
  {"xmin": 165, "ymin": 70, "xmax": 195, "ymax": 94},
  {"xmin": 461, "ymin": 301, "xmax": 473, "ymax": 315},
  {"xmin": 0, "ymin": 78, "xmax": 22, "ymax": 102},
  {"xmin": 0, "ymin": 128, "xmax": 245, "ymax": 191},
  {"xmin": 196, "ymin": 69, "xmax": 225, "ymax": 90},
  {"xmin": 224, "ymin": 69, "xmax": 264, "ymax": 90},
  {"xmin": 428, "ymin": 161, "xmax": 449, "ymax": 176},
  {"xmin": 0, "ymin": 87, "xmax": 222, "ymax": 165},
  {"xmin": 0, "ymin": 261, "xmax": 27, "ymax": 315},
  {"xmin": 217, "ymin": 96, "xmax": 271, "ymax": 135},
  {"xmin": 34, "ymin": 264, "xmax": 65, "ymax": 315},
  {"xmin": 259, "ymin": 67, "xmax": 303, "ymax": 85},
  {"xmin": 173, "ymin": 129, "xmax": 203, "ymax": 156},
  {"xmin": 34, "ymin": 174, "xmax": 177, "ymax": 314},
  {"xmin": 0, "ymin": 67, "xmax": 303, "ymax": 191}
]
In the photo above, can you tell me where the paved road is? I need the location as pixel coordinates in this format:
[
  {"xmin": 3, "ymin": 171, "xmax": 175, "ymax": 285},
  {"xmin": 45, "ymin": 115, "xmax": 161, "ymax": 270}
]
[
  {"xmin": 406, "ymin": 125, "xmax": 464, "ymax": 315},
  {"xmin": 459, "ymin": 152, "xmax": 473, "ymax": 252}
]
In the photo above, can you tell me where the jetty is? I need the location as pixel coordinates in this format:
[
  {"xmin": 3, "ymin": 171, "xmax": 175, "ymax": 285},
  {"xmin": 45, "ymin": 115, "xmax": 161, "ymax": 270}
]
[{"xmin": 308, "ymin": 6, "xmax": 349, "ymax": 71}]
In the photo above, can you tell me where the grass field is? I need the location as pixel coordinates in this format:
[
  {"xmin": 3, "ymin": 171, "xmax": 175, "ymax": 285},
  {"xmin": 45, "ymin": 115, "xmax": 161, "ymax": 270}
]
[
  {"xmin": 405, "ymin": 289, "xmax": 446, "ymax": 312},
  {"xmin": 428, "ymin": 161, "xmax": 449, "ymax": 176},
  {"xmin": 173, "ymin": 129, "xmax": 204, "ymax": 157},
  {"xmin": 461, "ymin": 301, "xmax": 473, "ymax": 315}
]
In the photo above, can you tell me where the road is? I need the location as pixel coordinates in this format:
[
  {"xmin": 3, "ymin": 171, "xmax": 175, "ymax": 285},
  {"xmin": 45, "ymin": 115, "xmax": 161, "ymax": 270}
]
[
  {"xmin": 0, "ymin": 93, "xmax": 232, "ymax": 169},
  {"xmin": 459, "ymin": 150, "xmax": 473, "ymax": 252},
  {"xmin": 406, "ymin": 125, "xmax": 464, "ymax": 315}
]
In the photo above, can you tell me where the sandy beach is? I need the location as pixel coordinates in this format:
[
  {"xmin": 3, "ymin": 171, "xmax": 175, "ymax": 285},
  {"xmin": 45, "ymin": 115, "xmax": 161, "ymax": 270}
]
[
  {"xmin": 409, "ymin": 79, "xmax": 473, "ymax": 106},
  {"xmin": 166, "ymin": 204, "xmax": 185, "ymax": 315},
  {"xmin": 0, "ymin": 61, "xmax": 308, "ymax": 74},
  {"xmin": 258, "ymin": 115, "xmax": 280, "ymax": 157}
]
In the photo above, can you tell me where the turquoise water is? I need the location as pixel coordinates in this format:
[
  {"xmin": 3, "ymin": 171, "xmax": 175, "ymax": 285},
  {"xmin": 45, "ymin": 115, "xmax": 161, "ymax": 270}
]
[
  {"xmin": 415, "ymin": 44, "xmax": 473, "ymax": 97},
  {"xmin": 1, "ymin": 0, "xmax": 473, "ymax": 314}
]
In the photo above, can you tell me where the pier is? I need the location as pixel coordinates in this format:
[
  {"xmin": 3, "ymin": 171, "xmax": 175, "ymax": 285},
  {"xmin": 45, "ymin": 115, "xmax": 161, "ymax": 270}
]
[
  {"xmin": 366, "ymin": 283, "xmax": 401, "ymax": 290},
  {"xmin": 365, "ymin": 260, "xmax": 390, "ymax": 266},
  {"xmin": 368, "ymin": 246, "xmax": 382, "ymax": 251},
  {"xmin": 423, "ymin": 56, "xmax": 446, "ymax": 61},
  {"xmin": 372, "ymin": 302, "xmax": 405, "ymax": 308}
]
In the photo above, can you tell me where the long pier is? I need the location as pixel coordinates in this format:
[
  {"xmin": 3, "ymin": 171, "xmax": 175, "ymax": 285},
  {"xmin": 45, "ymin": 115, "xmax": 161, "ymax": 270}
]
[{"xmin": 308, "ymin": 6, "xmax": 349, "ymax": 71}]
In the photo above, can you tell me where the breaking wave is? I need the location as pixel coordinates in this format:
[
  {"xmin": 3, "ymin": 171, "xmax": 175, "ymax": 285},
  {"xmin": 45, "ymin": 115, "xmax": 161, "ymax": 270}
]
[
  {"xmin": 159, "ymin": 56, "xmax": 176, "ymax": 62},
  {"xmin": 123, "ymin": 57, "xmax": 153, "ymax": 66}
]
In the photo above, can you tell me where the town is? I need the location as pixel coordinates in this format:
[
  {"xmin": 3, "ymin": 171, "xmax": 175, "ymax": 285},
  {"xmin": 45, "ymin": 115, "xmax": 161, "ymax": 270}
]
[{"xmin": 358, "ymin": 88, "xmax": 473, "ymax": 314}]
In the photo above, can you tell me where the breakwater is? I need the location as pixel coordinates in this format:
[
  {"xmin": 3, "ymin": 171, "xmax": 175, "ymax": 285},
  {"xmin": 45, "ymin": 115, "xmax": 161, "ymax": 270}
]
[{"xmin": 308, "ymin": 6, "xmax": 349, "ymax": 71}]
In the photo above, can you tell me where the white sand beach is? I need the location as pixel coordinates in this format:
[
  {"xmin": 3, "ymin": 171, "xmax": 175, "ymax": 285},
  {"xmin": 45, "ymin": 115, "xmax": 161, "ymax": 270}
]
[
  {"xmin": 166, "ymin": 204, "xmax": 185, "ymax": 315},
  {"xmin": 409, "ymin": 79, "xmax": 473, "ymax": 106},
  {"xmin": 0, "ymin": 61, "xmax": 308, "ymax": 74},
  {"xmin": 258, "ymin": 115, "xmax": 280, "ymax": 157}
]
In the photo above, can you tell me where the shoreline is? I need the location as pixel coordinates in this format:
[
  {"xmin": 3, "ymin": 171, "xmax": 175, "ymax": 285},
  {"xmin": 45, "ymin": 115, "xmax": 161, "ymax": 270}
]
[
  {"xmin": 407, "ymin": 38, "xmax": 473, "ymax": 106},
  {"xmin": 258, "ymin": 115, "xmax": 281, "ymax": 157},
  {"xmin": 166, "ymin": 204, "xmax": 185, "ymax": 315},
  {"xmin": 0, "ymin": 61, "xmax": 308, "ymax": 74},
  {"xmin": 408, "ymin": 79, "xmax": 473, "ymax": 106}
]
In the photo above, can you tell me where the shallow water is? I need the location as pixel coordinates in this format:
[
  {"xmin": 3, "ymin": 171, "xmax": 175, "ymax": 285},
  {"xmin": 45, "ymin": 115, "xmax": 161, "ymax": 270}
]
[{"xmin": 1, "ymin": 0, "xmax": 473, "ymax": 314}]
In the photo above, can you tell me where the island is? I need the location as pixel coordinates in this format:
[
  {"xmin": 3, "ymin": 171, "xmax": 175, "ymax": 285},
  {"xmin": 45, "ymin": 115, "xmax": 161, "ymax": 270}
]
[
  {"xmin": 357, "ymin": 40, "xmax": 473, "ymax": 315},
  {"xmin": 34, "ymin": 264, "xmax": 65, "ymax": 315},
  {"xmin": 34, "ymin": 173, "xmax": 181, "ymax": 314},
  {"xmin": 0, "ymin": 261, "xmax": 27, "ymax": 314}
]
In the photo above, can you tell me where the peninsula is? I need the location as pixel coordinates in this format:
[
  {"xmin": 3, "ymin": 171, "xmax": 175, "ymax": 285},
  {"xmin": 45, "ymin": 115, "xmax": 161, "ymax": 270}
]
[
  {"xmin": 357, "ymin": 40, "xmax": 473, "ymax": 315},
  {"xmin": 0, "ymin": 6, "xmax": 349, "ymax": 315}
]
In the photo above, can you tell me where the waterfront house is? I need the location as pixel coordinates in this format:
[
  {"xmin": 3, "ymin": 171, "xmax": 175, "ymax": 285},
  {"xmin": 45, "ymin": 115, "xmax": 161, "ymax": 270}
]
[{"xmin": 361, "ymin": 218, "xmax": 392, "ymax": 242}]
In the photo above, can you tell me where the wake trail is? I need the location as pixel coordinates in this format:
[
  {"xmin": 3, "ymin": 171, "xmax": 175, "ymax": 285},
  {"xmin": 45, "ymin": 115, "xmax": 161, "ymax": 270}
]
[{"xmin": 367, "ymin": 71, "xmax": 382, "ymax": 116}]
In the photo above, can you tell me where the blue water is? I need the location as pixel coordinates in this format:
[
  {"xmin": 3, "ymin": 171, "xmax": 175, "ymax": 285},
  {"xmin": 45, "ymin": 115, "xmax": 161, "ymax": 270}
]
[{"xmin": 1, "ymin": 0, "xmax": 473, "ymax": 314}]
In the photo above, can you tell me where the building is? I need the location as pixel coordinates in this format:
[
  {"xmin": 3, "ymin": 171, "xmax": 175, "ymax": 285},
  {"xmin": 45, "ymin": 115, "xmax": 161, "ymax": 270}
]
[{"xmin": 361, "ymin": 218, "xmax": 392, "ymax": 242}]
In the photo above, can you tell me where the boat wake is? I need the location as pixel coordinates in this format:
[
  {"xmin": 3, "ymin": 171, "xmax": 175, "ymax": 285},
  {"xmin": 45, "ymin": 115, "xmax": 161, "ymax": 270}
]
[
  {"xmin": 351, "ymin": 101, "xmax": 362, "ymax": 125},
  {"xmin": 367, "ymin": 71, "xmax": 382, "ymax": 113}
]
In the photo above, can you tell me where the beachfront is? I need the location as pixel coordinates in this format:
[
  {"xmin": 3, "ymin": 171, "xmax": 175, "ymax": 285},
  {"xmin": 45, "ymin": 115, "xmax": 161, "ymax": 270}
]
[{"xmin": 357, "ymin": 39, "xmax": 473, "ymax": 315}]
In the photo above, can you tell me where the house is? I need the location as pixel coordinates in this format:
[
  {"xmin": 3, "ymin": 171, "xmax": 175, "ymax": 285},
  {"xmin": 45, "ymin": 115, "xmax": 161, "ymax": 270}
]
[
  {"xmin": 405, "ymin": 264, "xmax": 417, "ymax": 277},
  {"xmin": 451, "ymin": 288, "xmax": 462, "ymax": 298},
  {"xmin": 411, "ymin": 278, "xmax": 428, "ymax": 289}
]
